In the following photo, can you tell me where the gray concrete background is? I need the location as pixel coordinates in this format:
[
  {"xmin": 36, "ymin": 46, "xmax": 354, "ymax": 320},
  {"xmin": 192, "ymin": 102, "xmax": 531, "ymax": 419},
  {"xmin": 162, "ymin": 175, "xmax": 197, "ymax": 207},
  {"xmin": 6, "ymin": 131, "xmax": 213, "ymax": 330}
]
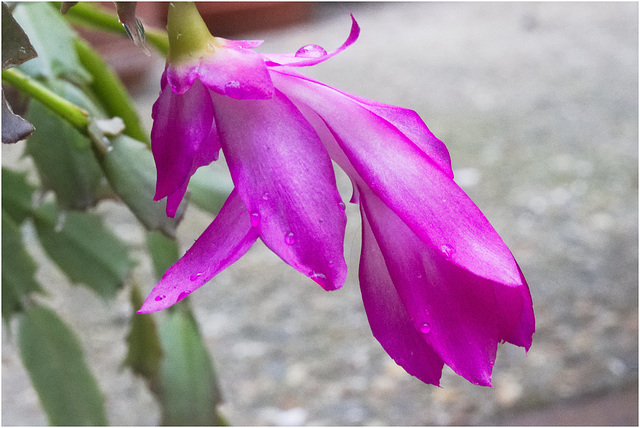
[{"xmin": 2, "ymin": 2, "xmax": 638, "ymax": 425}]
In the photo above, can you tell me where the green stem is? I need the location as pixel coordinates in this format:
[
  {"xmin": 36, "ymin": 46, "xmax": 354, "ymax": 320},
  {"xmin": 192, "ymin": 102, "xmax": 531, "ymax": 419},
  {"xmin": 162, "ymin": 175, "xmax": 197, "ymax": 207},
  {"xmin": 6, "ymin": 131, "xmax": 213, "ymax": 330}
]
[
  {"xmin": 2, "ymin": 68, "xmax": 89, "ymax": 131},
  {"xmin": 167, "ymin": 2, "xmax": 216, "ymax": 64},
  {"xmin": 62, "ymin": 2, "xmax": 169, "ymax": 56},
  {"xmin": 74, "ymin": 38, "xmax": 150, "ymax": 145}
]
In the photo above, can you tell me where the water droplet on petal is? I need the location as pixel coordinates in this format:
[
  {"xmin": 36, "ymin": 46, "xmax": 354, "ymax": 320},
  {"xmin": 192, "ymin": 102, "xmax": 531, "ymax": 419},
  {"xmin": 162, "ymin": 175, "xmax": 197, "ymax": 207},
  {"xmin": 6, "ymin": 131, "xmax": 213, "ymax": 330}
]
[
  {"xmin": 424, "ymin": 308, "xmax": 430, "ymax": 316},
  {"xmin": 177, "ymin": 291, "xmax": 190, "ymax": 302},
  {"xmin": 338, "ymin": 201, "xmax": 346, "ymax": 212},
  {"xmin": 441, "ymin": 244, "xmax": 455, "ymax": 260},
  {"xmin": 224, "ymin": 81, "xmax": 244, "ymax": 97},
  {"xmin": 295, "ymin": 44, "xmax": 327, "ymax": 58},
  {"xmin": 154, "ymin": 295, "xmax": 165, "ymax": 301},
  {"xmin": 318, "ymin": 218, "xmax": 324, "ymax": 223},
  {"xmin": 189, "ymin": 273, "xmax": 202, "ymax": 281},
  {"xmin": 420, "ymin": 323, "xmax": 431, "ymax": 334},
  {"xmin": 285, "ymin": 232, "xmax": 296, "ymax": 245},
  {"xmin": 250, "ymin": 211, "xmax": 260, "ymax": 227},
  {"xmin": 262, "ymin": 192, "xmax": 269, "ymax": 201}
]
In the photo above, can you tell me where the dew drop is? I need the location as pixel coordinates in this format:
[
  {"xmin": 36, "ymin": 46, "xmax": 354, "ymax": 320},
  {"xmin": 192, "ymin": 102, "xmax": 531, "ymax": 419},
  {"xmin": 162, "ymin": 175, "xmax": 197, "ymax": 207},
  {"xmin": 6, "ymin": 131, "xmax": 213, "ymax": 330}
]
[
  {"xmin": 338, "ymin": 201, "xmax": 346, "ymax": 212},
  {"xmin": 441, "ymin": 244, "xmax": 455, "ymax": 260},
  {"xmin": 177, "ymin": 291, "xmax": 190, "ymax": 302},
  {"xmin": 420, "ymin": 323, "xmax": 431, "ymax": 334},
  {"xmin": 224, "ymin": 81, "xmax": 243, "ymax": 97},
  {"xmin": 285, "ymin": 232, "xmax": 296, "ymax": 245},
  {"xmin": 250, "ymin": 211, "xmax": 260, "ymax": 228},
  {"xmin": 294, "ymin": 44, "xmax": 327, "ymax": 58},
  {"xmin": 310, "ymin": 272, "xmax": 327, "ymax": 281},
  {"xmin": 154, "ymin": 295, "xmax": 165, "ymax": 301},
  {"xmin": 262, "ymin": 192, "xmax": 270, "ymax": 201},
  {"xmin": 424, "ymin": 308, "xmax": 430, "ymax": 316},
  {"xmin": 328, "ymin": 260, "xmax": 335, "ymax": 268},
  {"xmin": 318, "ymin": 218, "xmax": 324, "ymax": 223},
  {"xmin": 189, "ymin": 273, "xmax": 202, "ymax": 281}
]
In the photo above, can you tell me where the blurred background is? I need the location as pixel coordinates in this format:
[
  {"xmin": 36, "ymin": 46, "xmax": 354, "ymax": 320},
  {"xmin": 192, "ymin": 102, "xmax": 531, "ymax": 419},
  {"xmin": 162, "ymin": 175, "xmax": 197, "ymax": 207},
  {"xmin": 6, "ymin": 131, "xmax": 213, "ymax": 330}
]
[{"xmin": 3, "ymin": 2, "xmax": 637, "ymax": 425}]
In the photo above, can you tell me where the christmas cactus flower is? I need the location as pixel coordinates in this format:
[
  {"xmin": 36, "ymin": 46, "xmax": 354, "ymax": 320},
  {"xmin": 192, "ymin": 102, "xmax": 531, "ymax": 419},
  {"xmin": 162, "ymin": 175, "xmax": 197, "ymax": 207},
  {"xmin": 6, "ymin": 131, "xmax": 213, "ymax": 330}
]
[{"xmin": 140, "ymin": 2, "xmax": 534, "ymax": 386}]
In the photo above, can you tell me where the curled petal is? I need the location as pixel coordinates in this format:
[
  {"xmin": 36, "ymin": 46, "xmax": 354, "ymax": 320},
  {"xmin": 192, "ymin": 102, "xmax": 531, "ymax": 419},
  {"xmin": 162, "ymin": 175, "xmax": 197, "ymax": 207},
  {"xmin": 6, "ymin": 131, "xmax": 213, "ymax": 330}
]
[
  {"xmin": 198, "ymin": 43, "xmax": 274, "ymax": 99},
  {"xmin": 360, "ymin": 189, "xmax": 534, "ymax": 385},
  {"xmin": 276, "ymin": 72, "xmax": 521, "ymax": 286},
  {"xmin": 138, "ymin": 189, "xmax": 258, "ymax": 314},
  {"xmin": 263, "ymin": 14, "xmax": 360, "ymax": 67},
  {"xmin": 211, "ymin": 90, "xmax": 347, "ymax": 290},
  {"xmin": 151, "ymin": 77, "xmax": 219, "ymax": 216}
]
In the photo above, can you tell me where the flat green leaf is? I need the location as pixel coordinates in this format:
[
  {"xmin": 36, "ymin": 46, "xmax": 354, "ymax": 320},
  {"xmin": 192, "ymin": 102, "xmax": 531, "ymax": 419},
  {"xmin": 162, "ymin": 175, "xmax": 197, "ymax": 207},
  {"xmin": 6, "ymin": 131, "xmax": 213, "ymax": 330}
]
[
  {"xmin": 25, "ymin": 87, "xmax": 105, "ymax": 210},
  {"xmin": 12, "ymin": 2, "xmax": 91, "ymax": 84},
  {"xmin": 99, "ymin": 134, "xmax": 184, "ymax": 238},
  {"xmin": 146, "ymin": 230, "xmax": 179, "ymax": 281},
  {"xmin": 122, "ymin": 284, "xmax": 163, "ymax": 386},
  {"xmin": 188, "ymin": 165, "xmax": 233, "ymax": 215},
  {"xmin": 2, "ymin": 2, "xmax": 37, "ymax": 70},
  {"xmin": 33, "ymin": 202, "xmax": 135, "ymax": 299},
  {"xmin": 18, "ymin": 304, "xmax": 108, "ymax": 425},
  {"xmin": 2, "ymin": 213, "xmax": 43, "ymax": 324},
  {"xmin": 2, "ymin": 167, "xmax": 35, "ymax": 224},
  {"xmin": 158, "ymin": 306, "xmax": 225, "ymax": 426}
]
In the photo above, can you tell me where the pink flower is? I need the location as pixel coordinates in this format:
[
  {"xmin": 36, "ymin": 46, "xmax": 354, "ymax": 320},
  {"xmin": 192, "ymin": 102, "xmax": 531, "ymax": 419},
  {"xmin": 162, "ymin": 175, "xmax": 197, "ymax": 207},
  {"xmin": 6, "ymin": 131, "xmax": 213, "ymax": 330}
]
[{"xmin": 140, "ymin": 4, "xmax": 534, "ymax": 386}]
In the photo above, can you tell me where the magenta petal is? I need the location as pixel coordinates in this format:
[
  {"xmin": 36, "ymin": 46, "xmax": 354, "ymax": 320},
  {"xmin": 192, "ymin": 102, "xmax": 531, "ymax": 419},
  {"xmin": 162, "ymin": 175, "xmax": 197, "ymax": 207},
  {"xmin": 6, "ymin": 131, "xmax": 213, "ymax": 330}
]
[
  {"xmin": 277, "ymin": 72, "xmax": 521, "ymax": 286},
  {"xmin": 360, "ymin": 205, "xmax": 445, "ymax": 385},
  {"xmin": 151, "ymin": 78, "xmax": 219, "ymax": 213},
  {"xmin": 165, "ymin": 62, "xmax": 200, "ymax": 95},
  {"xmin": 224, "ymin": 39, "xmax": 264, "ymax": 49},
  {"xmin": 197, "ymin": 45, "xmax": 274, "ymax": 99},
  {"xmin": 264, "ymin": 15, "xmax": 360, "ymax": 68},
  {"xmin": 210, "ymin": 90, "xmax": 347, "ymax": 290},
  {"xmin": 275, "ymin": 68, "xmax": 453, "ymax": 178},
  {"xmin": 138, "ymin": 189, "xmax": 258, "ymax": 314},
  {"xmin": 360, "ymin": 189, "xmax": 534, "ymax": 385}
]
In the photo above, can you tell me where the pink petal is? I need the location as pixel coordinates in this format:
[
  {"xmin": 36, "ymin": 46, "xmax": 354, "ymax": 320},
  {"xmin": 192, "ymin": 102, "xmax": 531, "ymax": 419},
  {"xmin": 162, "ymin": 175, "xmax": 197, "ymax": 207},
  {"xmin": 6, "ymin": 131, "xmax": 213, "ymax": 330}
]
[
  {"xmin": 210, "ymin": 90, "xmax": 347, "ymax": 290},
  {"xmin": 360, "ymin": 204, "xmax": 445, "ymax": 385},
  {"xmin": 151, "ymin": 77, "xmax": 219, "ymax": 215},
  {"xmin": 360, "ymin": 189, "xmax": 535, "ymax": 385},
  {"xmin": 138, "ymin": 189, "xmax": 258, "ymax": 314},
  {"xmin": 276, "ymin": 72, "xmax": 521, "ymax": 287},
  {"xmin": 224, "ymin": 39, "xmax": 264, "ymax": 49},
  {"xmin": 263, "ymin": 14, "xmax": 360, "ymax": 68},
  {"xmin": 273, "ymin": 67, "xmax": 453, "ymax": 179},
  {"xmin": 165, "ymin": 61, "xmax": 201, "ymax": 95},
  {"xmin": 197, "ymin": 43, "xmax": 274, "ymax": 99}
]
